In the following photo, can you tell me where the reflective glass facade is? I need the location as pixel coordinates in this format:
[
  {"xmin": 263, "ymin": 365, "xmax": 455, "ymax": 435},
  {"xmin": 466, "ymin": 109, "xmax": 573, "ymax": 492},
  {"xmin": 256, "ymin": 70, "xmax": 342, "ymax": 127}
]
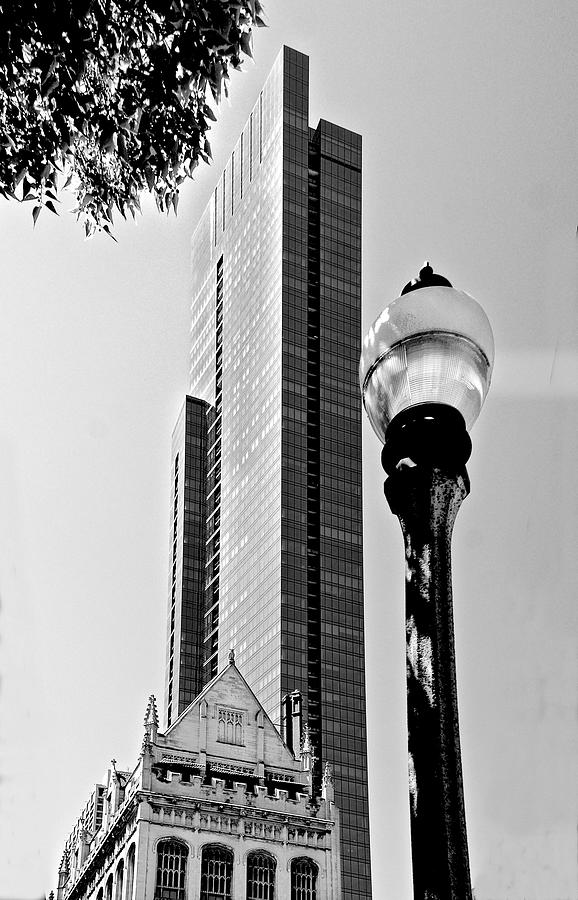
[
  {"xmin": 165, "ymin": 396, "xmax": 209, "ymax": 719},
  {"xmin": 166, "ymin": 47, "xmax": 370, "ymax": 899}
]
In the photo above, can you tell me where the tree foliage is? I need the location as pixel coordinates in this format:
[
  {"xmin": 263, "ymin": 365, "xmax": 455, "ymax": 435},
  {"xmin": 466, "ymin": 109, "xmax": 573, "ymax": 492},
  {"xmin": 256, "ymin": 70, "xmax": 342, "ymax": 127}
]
[{"xmin": 0, "ymin": 0, "xmax": 264, "ymax": 236}]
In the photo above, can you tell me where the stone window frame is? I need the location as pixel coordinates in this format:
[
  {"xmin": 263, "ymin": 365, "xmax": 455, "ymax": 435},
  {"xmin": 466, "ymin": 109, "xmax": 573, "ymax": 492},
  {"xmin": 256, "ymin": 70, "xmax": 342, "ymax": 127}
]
[
  {"xmin": 290, "ymin": 857, "xmax": 318, "ymax": 900},
  {"xmin": 125, "ymin": 843, "xmax": 136, "ymax": 900},
  {"xmin": 114, "ymin": 859, "xmax": 124, "ymax": 900},
  {"xmin": 154, "ymin": 837, "xmax": 189, "ymax": 900},
  {"xmin": 200, "ymin": 843, "xmax": 234, "ymax": 900},
  {"xmin": 246, "ymin": 849, "xmax": 277, "ymax": 900},
  {"xmin": 216, "ymin": 705, "xmax": 246, "ymax": 746}
]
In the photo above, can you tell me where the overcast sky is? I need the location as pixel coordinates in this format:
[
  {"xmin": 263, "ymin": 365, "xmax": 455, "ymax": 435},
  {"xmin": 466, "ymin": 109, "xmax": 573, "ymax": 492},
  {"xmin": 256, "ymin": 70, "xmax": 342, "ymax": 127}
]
[{"xmin": 1, "ymin": 2, "xmax": 577, "ymax": 898}]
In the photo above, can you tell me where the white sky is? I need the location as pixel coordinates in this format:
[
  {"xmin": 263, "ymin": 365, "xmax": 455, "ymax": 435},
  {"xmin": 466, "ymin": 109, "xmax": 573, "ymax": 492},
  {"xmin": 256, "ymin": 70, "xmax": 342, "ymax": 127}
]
[{"xmin": 0, "ymin": 2, "xmax": 577, "ymax": 897}]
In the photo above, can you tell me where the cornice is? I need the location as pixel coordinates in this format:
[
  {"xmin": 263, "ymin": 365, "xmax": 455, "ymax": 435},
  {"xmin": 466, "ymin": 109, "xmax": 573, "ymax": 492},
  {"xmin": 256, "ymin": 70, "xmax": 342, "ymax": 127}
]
[{"xmin": 143, "ymin": 789, "xmax": 334, "ymax": 832}]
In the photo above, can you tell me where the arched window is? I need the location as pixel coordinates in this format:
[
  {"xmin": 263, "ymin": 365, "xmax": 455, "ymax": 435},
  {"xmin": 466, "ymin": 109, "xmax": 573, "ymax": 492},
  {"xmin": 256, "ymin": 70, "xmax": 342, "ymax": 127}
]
[
  {"xmin": 200, "ymin": 844, "xmax": 233, "ymax": 900},
  {"xmin": 115, "ymin": 860, "xmax": 124, "ymax": 900},
  {"xmin": 96, "ymin": 889, "xmax": 103, "ymax": 900},
  {"xmin": 290, "ymin": 858, "xmax": 317, "ymax": 900},
  {"xmin": 105, "ymin": 874, "xmax": 113, "ymax": 900},
  {"xmin": 125, "ymin": 845, "xmax": 135, "ymax": 900},
  {"xmin": 155, "ymin": 840, "xmax": 188, "ymax": 900},
  {"xmin": 247, "ymin": 851, "xmax": 276, "ymax": 900}
]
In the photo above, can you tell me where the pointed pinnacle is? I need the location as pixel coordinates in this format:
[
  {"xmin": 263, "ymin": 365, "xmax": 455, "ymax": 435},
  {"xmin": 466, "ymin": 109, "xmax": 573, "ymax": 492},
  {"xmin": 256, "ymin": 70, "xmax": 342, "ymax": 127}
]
[{"xmin": 144, "ymin": 694, "xmax": 159, "ymax": 728}]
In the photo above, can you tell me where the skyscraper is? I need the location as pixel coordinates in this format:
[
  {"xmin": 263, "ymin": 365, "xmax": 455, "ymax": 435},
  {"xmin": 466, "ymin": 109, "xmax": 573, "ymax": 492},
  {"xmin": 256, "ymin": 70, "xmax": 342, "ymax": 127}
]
[{"xmin": 165, "ymin": 46, "xmax": 370, "ymax": 899}]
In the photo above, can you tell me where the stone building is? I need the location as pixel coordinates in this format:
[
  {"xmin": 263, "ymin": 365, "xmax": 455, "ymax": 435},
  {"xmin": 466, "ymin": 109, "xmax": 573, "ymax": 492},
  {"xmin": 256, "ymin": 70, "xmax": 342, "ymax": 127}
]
[{"xmin": 55, "ymin": 655, "xmax": 340, "ymax": 899}]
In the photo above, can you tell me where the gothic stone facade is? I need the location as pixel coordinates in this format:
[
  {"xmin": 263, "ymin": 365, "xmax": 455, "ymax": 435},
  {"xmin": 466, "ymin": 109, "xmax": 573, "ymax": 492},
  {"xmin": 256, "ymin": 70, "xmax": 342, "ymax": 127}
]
[{"xmin": 56, "ymin": 660, "xmax": 341, "ymax": 900}]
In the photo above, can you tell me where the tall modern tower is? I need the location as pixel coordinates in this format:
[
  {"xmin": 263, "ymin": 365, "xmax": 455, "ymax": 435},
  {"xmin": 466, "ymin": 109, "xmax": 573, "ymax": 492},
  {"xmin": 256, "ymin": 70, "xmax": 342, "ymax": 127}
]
[{"xmin": 165, "ymin": 47, "xmax": 370, "ymax": 899}]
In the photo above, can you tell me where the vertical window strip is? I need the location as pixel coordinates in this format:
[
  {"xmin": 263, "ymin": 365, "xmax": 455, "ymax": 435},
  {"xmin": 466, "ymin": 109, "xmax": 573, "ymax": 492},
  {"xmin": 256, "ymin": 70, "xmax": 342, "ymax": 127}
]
[
  {"xmin": 240, "ymin": 131, "xmax": 244, "ymax": 198},
  {"xmin": 203, "ymin": 256, "xmax": 223, "ymax": 681},
  {"xmin": 167, "ymin": 451, "xmax": 179, "ymax": 726},
  {"xmin": 213, "ymin": 188, "xmax": 218, "ymax": 245},
  {"xmin": 249, "ymin": 112, "xmax": 253, "ymax": 181},
  {"xmin": 222, "ymin": 171, "xmax": 226, "ymax": 231},
  {"xmin": 259, "ymin": 92, "xmax": 263, "ymax": 163},
  {"xmin": 231, "ymin": 151, "xmax": 235, "ymax": 217}
]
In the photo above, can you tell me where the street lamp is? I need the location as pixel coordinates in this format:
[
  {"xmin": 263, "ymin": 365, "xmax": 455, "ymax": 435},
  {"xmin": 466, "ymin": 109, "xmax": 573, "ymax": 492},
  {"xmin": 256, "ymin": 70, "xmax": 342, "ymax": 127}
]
[{"xmin": 360, "ymin": 263, "xmax": 494, "ymax": 900}]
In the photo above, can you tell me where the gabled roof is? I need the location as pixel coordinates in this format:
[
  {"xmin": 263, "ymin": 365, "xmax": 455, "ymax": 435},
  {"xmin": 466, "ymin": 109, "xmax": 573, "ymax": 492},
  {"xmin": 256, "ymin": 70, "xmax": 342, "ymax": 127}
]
[
  {"xmin": 166, "ymin": 658, "xmax": 275, "ymax": 734},
  {"xmin": 160, "ymin": 656, "xmax": 302, "ymax": 778}
]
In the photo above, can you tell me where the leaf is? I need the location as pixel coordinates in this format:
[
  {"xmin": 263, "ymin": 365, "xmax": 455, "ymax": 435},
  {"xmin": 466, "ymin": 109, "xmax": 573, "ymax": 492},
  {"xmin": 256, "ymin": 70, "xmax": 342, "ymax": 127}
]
[
  {"xmin": 145, "ymin": 167, "xmax": 155, "ymax": 191},
  {"xmin": 102, "ymin": 224, "xmax": 118, "ymax": 242},
  {"xmin": 240, "ymin": 31, "xmax": 252, "ymax": 58},
  {"xmin": 203, "ymin": 29, "xmax": 231, "ymax": 52},
  {"xmin": 0, "ymin": 0, "xmax": 260, "ymax": 235}
]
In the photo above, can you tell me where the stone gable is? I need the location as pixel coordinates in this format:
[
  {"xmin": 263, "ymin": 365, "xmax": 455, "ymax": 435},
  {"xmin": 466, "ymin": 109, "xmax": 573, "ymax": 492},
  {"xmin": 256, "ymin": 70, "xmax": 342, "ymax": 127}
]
[{"xmin": 161, "ymin": 663, "xmax": 301, "ymax": 778}]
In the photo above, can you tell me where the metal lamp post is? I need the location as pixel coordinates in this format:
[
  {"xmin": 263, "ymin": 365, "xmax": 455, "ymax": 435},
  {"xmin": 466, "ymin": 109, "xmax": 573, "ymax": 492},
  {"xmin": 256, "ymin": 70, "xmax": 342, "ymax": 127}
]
[{"xmin": 360, "ymin": 263, "xmax": 494, "ymax": 900}]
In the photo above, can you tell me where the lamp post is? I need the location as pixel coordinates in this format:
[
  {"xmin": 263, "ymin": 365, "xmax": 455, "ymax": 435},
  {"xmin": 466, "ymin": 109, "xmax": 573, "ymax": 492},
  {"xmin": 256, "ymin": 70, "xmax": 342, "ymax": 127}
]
[{"xmin": 360, "ymin": 264, "xmax": 494, "ymax": 900}]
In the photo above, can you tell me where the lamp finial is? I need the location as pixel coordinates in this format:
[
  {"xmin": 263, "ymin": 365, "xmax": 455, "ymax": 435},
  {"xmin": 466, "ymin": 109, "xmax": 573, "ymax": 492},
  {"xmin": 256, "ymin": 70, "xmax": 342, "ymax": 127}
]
[{"xmin": 401, "ymin": 263, "xmax": 452, "ymax": 295}]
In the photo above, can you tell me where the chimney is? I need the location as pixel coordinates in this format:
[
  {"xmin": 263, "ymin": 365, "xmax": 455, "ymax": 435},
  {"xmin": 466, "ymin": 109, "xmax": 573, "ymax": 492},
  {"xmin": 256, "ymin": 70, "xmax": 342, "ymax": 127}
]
[{"xmin": 281, "ymin": 690, "xmax": 302, "ymax": 756}]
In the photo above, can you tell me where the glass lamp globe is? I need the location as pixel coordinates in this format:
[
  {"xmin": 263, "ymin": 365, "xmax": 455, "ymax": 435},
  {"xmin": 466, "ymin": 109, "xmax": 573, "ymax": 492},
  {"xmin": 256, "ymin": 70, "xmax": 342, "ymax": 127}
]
[{"xmin": 359, "ymin": 266, "xmax": 494, "ymax": 448}]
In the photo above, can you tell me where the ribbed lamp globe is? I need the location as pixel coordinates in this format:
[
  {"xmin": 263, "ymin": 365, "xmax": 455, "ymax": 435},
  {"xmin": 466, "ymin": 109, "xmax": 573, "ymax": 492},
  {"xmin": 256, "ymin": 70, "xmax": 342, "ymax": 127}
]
[{"xmin": 359, "ymin": 275, "xmax": 494, "ymax": 445}]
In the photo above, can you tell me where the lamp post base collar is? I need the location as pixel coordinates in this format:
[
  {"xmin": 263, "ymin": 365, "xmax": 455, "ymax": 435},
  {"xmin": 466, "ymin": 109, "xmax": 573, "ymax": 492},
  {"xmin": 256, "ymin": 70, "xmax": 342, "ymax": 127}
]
[{"xmin": 381, "ymin": 403, "xmax": 472, "ymax": 476}]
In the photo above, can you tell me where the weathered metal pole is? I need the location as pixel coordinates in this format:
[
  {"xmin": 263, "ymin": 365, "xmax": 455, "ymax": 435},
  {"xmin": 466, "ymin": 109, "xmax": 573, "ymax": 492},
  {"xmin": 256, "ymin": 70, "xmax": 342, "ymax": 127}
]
[
  {"xmin": 360, "ymin": 263, "xmax": 494, "ymax": 898},
  {"xmin": 385, "ymin": 460, "xmax": 472, "ymax": 900}
]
